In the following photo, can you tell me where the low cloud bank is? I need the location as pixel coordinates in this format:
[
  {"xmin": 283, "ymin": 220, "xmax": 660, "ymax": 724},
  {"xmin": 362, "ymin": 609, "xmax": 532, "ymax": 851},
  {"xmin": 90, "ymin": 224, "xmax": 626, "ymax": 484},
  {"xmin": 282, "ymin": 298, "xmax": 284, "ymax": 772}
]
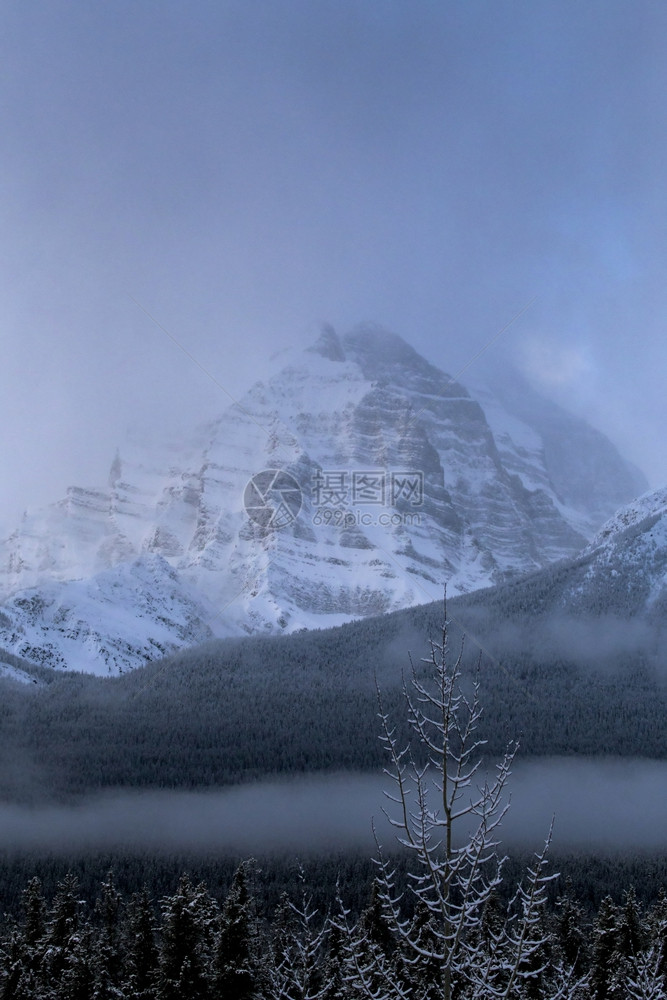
[
  {"xmin": 448, "ymin": 608, "xmax": 667, "ymax": 673},
  {"xmin": 1, "ymin": 759, "xmax": 666, "ymax": 856},
  {"xmin": 504, "ymin": 758, "xmax": 667, "ymax": 850},
  {"xmin": 0, "ymin": 775, "xmax": 389, "ymax": 856}
]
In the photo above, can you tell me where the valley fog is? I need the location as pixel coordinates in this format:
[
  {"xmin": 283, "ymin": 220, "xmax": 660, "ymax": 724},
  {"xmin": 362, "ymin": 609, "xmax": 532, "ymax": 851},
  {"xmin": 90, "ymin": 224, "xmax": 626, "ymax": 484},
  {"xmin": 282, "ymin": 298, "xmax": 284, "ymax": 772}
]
[{"xmin": 1, "ymin": 758, "xmax": 666, "ymax": 857}]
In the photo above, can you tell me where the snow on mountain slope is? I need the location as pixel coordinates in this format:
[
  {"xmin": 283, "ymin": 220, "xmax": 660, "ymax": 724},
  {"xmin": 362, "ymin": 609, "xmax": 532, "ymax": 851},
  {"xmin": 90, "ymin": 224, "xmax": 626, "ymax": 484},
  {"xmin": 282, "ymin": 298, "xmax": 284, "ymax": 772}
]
[
  {"xmin": 0, "ymin": 662, "xmax": 43, "ymax": 687},
  {"xmin": 469, "ymin": 368, "xmax": 648, "ymax": 539},
  {"xmin": 567, "ymin": 485, "xmax": 667, "ymax": 616},
  {"xmin": 0, "ymin": 324, "xmax": 648, "ymax": 674},
  {"xmin": 480, "ymin": 484, "xmax": 667, "ymax": 621},
  {"xmin": 0, "ymin": 556, "xmax": 214, "ymax": 674},
  {"xmin": 586, "ymin": 485, "xmax": 667, "ymax": 552}
]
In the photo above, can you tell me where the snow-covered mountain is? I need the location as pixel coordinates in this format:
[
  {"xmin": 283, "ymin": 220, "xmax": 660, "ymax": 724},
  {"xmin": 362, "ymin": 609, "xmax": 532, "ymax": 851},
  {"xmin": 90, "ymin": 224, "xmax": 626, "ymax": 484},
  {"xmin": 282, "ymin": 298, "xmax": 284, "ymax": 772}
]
[
  {"xmin": 587, "ymin": 484, "xmax": 667, "ymax": 553},
  {"xmin": 456, "ymin": 483, "xmax": 667, "ymax": 627},
  {"xmin": 0, "ymin": 324, "xmax": 646, "ymax": 674},
  {"xmin": 573, "ymin": 484, "xmax": 667, "ymax": 616}
]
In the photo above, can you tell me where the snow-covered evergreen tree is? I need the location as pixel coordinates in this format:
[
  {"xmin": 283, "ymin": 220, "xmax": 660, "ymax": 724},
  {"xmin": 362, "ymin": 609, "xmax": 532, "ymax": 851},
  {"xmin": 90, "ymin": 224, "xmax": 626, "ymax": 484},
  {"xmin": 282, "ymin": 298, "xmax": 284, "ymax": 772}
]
[
  {"xmin": 21, "ymin": 879, "xmax": 46, "ymax": 961},
  {"xmin": 613, "ymin": 889, "xmax": 666, "ymax": 1000},
  {"xmin": 590, "ymin": 895, "xmax": 621, "ymax": 1000},
  {"xmin": 0, "ymin": 924, "xmax": 29, "ymax": 1000},
  {"xmin": 122, "ymin": 887, "xmax": 158, "ymax": 1000},
  {"xmin": 0, "ymin": 877, "xmax": 48, "ymax": 1000},
  {"xmin": 91, "ymin": 869, "xmax": 123, "ymax": 999},
  {"xmin": 553, "ymin": 879, "xmax": 588, "ymax": 979},
  {"xmin": 319, "ymin": 917, "xmax": 348, "ymax": 1000},
  {"xmin": 157, "ymin": 874, "xmax": 218, "ymax": 1000},
  {"xmin": 646, "ymin": 889, "xmax": 667, "ymax": 990},
  {"xmin": 40, "ymin": 873, "xmax": 92, "ymax": 1000},
  {"xmin": 214, "ymin": 860, "xmax": 264, "ymax": 1000}
]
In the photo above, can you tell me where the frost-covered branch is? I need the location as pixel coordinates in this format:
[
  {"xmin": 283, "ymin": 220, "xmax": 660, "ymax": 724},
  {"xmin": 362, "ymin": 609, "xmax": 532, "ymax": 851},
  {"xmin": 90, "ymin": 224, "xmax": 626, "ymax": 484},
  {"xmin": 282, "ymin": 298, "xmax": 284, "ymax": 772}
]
[{"xmin": 345, "ymin": 596, "xmax": 570, "ymax": 1000}]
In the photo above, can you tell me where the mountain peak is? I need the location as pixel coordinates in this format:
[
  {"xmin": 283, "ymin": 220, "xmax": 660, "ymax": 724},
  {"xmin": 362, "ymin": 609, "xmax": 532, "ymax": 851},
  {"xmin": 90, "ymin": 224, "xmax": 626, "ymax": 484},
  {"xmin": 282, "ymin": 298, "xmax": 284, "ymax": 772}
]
[
  {"xmin": 305, "ymin": 323, "xmax": 424, "ymax": 369},
  {"xmin": 306, "ymin": 324, "xmax": 346, "ymax": 362},
  {"xmin": 0, "ymin": 321, "xmax": 648, "ymax": 674},
  {"xmin": 342, "ymin": 323, "xmax": 423, "ymax": 367}
]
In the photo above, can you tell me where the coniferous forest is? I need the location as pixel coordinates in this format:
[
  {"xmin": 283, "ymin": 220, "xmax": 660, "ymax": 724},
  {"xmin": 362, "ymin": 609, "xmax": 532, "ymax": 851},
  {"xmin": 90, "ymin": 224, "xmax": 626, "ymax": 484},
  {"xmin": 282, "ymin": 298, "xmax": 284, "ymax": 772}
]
[
  {"xmin": 2, "ymin": 576, "xmax": 667, "ymax": 805},
  {"xmin": 2, "ymin": 859, "xmax": 667, "ymax": 1000},
  {"xmin": 2, "ymin": 605, "xmax": 667, "ymax": 998}
]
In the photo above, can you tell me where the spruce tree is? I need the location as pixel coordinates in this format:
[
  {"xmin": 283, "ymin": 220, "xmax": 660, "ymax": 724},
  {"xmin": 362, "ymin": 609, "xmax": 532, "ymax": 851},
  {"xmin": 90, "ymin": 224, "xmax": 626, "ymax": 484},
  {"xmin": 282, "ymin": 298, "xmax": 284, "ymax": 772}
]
[
  {"xmin": 21, "ymin": 879, "xmax": 46, "ymax": 960},
  {"xmin": 92, "ymin": 869, "xmax": 123, "ymax": 999},
  {"xmin": 269, "ymin": 881, "xmax": 327, "ymax": 1000},
  {"xmin": 57, "ymin": 925, "xmax": 96, "ymax": 1000},
  {"xmin": 591, "ymin": 895, "xmax": 621, "ymax": 1000},
  {"xmin": 157, "ymin": 874, "xmax": 217, "ymax": 1000},
  {"xmin": 214, "ymin": 860, "xmax": 263, "ymax": 1000},
  {"xmin": 619, "ymin": 887, "xmax": 644, "ymax": 963},
  {"xmin": 319, "ymin": 919, "xmax": 347, "ymax": 1000},
  {"xmin": 647, "ymin": 888, "xmax": 667, "ymax": 988},
  {"xmin": 0, "ymin": 925, "xmax": 29, "ymax": 1000},
  {"xmin": 554, "ymin": 879, "xmax": 588, "ymax": 977},
  {"xmin": 1, "ymin": 877, "xmax": 48, "ymax": 1000},
  {"xmin": 41, "ymin": 873, "xmax": 89, "ymax": 998},
  {"xmin": 122, "ymin": 887, "xmax": 158, "ymax": 1000}
]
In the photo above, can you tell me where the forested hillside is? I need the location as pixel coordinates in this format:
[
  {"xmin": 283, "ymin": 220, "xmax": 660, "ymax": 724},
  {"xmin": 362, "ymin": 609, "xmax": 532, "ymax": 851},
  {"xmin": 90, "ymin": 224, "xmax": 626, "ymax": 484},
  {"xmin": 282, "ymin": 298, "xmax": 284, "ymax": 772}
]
[
  {"xmin": 1, "ymin": 558, "xmax": 667, "ymax": 804},
  {"xmin": 2, "ymin": 610, "xmax": 667, "ymax": 1000}
]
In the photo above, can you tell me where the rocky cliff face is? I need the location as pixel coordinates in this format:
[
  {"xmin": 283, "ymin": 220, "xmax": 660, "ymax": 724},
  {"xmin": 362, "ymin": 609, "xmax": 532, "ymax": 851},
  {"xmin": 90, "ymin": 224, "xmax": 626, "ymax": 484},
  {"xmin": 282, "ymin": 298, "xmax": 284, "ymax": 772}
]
[{"xmin": 0, "ymin": 324, "xmax": 647, "ymax": 673}]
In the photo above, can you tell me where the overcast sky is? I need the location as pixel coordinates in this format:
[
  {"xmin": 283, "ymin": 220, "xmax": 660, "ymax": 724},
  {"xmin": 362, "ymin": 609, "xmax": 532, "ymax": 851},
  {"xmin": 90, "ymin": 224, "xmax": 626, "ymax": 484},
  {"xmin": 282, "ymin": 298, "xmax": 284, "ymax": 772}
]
[{"xmin": 3, "ymin": 1, "xmax": 667, "ymax": 533}]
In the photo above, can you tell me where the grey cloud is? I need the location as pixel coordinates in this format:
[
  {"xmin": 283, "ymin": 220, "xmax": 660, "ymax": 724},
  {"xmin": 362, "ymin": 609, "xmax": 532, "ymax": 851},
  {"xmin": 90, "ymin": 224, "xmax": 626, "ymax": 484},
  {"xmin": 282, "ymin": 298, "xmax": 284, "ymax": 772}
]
[
  {"xmin": 448, "ymin": 607, "xmax": 667, "ymax": 677},
  {"xmin": 0, "ymin": 774, "xmax": 390, "ymax": 857},
  {"xmin": 1, "ymin": 760, "xmax": 666, "ymax": 857},
  {"xmin": 2, "ymin": 4, "xmax": 667, "ymax": 531},
  {"xmin": 505, "ymin": 758, "xmax": 667, "ymax": 853}
]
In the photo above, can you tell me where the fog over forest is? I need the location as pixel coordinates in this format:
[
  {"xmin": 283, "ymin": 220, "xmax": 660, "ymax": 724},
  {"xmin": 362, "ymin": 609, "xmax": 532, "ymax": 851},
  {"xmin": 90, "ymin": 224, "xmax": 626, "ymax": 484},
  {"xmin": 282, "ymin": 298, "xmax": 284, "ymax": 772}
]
[{"xmin": 0, "ymin": 760, "xmax": 665, "ymax": 857}]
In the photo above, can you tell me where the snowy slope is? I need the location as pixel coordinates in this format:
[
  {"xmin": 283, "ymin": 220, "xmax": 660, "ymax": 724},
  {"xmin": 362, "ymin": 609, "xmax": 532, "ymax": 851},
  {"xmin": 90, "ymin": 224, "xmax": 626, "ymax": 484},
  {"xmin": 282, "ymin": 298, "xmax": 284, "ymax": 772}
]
[
  {"xmin": 0, "ymin": 557, "xmax": 214, "ymax": 674},
  {"xmin": 586, "ymin": 485, "xmax": 667, "ymax": 552},
  {"xmin": 570, "ymin": 485, "xmax": 667, "ymax": 616},
  {"xmin": 0, "ymin": 662, "xmax": 42, "ymax": 686},
  {"xmin": 0, "ymin": 324, "xmax": 647, "ymax": 674},
  {"xmin": 476, "ymin": 484, "xmax": 667, "ymax": 621}
]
